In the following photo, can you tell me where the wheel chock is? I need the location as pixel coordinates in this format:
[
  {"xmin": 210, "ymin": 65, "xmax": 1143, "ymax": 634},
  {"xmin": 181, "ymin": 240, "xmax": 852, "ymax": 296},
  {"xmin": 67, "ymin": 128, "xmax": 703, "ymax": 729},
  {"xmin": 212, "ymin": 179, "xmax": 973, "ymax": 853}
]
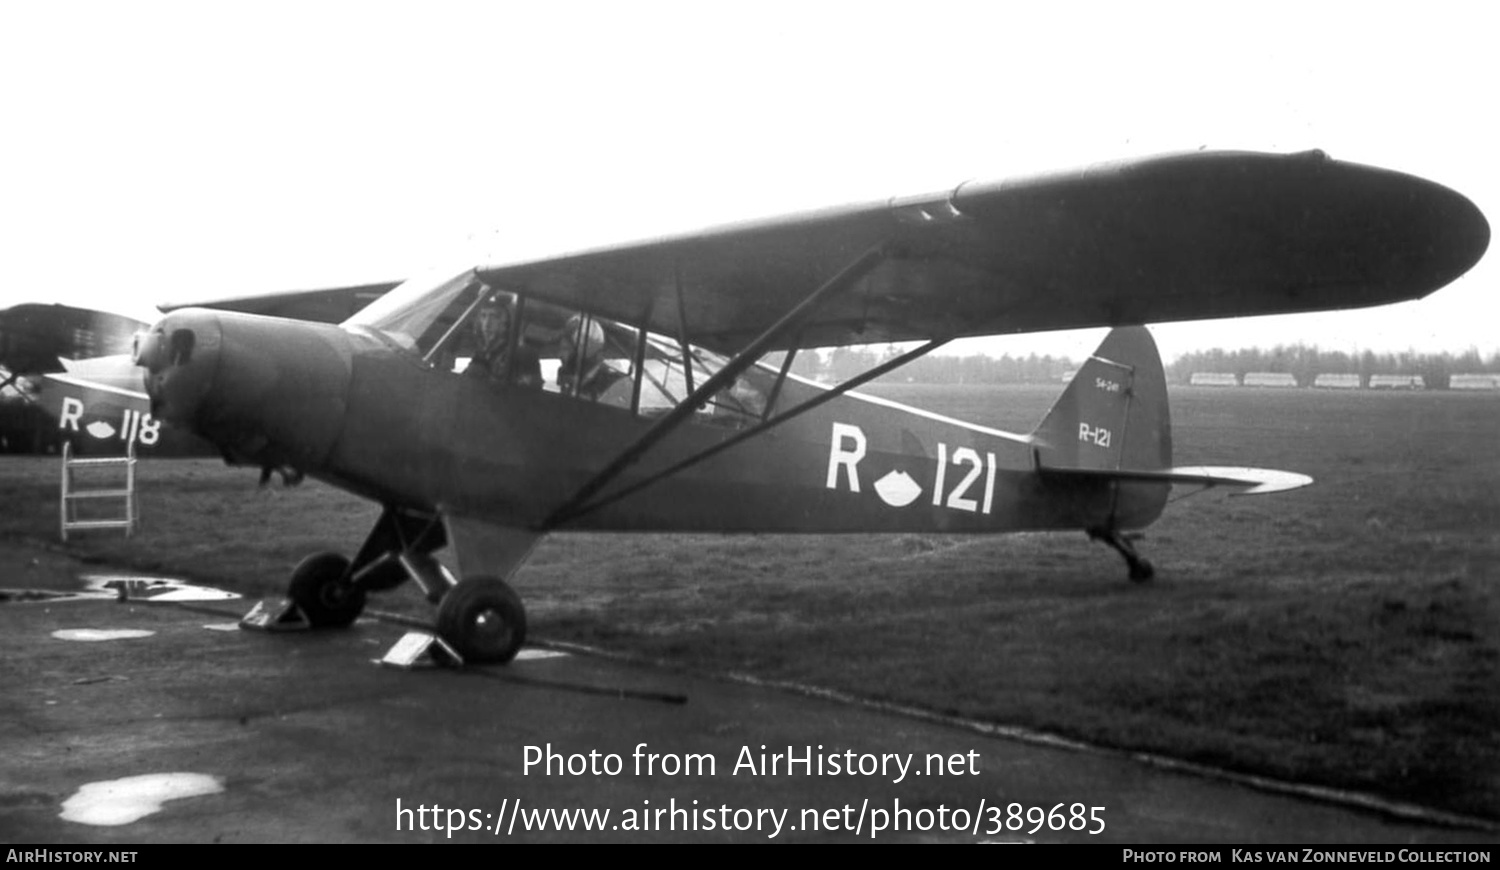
[
  {"xmin": 238, "ymin": 597, "xmax": 311, "ymax": 632},
  {"xmin": 376, "ymin": 630, "xmax": 463, "ymax": 669}
]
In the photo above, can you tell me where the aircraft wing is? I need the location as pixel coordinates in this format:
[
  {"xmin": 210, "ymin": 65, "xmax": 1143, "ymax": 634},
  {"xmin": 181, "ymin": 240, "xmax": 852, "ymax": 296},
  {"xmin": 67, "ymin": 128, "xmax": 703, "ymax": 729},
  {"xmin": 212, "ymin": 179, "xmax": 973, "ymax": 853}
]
[
  {"xmin": 469, "ymin": 150, "xmax": 1489, "ymax": 354},
  {"xmin": 0, "ymin": 303, "xmax": 149, "ymax": 375},
  {"xmin": 158, "ymin": 280, "xmax": 402, "ymax": 323}
]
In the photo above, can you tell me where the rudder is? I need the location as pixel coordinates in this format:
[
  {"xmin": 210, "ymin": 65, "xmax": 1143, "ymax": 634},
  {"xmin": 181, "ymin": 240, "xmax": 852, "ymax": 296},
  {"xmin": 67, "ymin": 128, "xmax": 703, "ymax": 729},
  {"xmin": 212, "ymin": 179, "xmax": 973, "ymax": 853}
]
[{"xmin": 1032, "ymin": 326, "xmax": 1172, "ymax": 474}]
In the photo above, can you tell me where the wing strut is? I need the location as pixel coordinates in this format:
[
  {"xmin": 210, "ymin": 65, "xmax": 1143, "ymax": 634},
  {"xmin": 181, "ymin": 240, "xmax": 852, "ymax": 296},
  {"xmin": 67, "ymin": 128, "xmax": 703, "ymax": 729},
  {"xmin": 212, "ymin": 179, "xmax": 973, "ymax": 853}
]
[
  {"xmin": 628, "ymin": 298, "xmax": 654, "ymax": 413},
  {"xmin": 540, "ymin": 244, "xmax": 891, "ymax": 530},
  {"xmin": 762, "ymin": 340, "xmax": 801, "ymax": 421},
  {"xmin": 674, "ymin": 262, "xmax": 697, "ymax": 394},
  {"xmin": 548, "ymin": 336, "xmax": 948, "ymax": 526}
]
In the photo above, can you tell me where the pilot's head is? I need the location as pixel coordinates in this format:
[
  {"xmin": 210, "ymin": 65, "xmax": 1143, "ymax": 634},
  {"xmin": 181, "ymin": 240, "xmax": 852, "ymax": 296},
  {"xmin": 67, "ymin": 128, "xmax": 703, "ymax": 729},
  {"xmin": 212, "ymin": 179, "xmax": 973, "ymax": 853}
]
[
  {"xmin": 559, "ymin": 314, "xmax": 605, "ymax": 364},
  {"xmin": 474, "ymin": 288, "xmax": 512, "ymax": 347}
]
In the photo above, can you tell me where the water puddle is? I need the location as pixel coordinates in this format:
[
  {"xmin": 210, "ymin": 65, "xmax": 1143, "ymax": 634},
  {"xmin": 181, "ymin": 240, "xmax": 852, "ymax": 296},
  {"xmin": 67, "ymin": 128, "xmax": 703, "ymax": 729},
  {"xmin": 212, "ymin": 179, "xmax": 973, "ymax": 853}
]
[
  {"xmin": 0, "ymin": 589, "xmax": 73, "ymax": 603},
  {"xmin": 51, "ymin": 629, "xmax": 155, "ymax": 642},
  {"xmin": 0, "ymin": 573, "xmax": 240, "ymax": 604},
  {"xmin": 79, "ymin": 573, "xmax": 241, "ymax": 602},
  {"xmin": 60, "ymin": 773, "xmax": 224, "ymax": 826},
  {"xmin": 514, "ymin": 649, "xmax": 569, "ymax": 661}
]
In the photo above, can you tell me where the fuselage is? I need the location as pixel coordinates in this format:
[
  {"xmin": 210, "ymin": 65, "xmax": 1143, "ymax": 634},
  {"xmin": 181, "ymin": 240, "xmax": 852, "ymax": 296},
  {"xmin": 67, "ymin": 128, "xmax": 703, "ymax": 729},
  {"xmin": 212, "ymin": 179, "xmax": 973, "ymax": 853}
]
[{"xmin": 141, "ymin": 308, "xmax": 1167, "ymax": 536}]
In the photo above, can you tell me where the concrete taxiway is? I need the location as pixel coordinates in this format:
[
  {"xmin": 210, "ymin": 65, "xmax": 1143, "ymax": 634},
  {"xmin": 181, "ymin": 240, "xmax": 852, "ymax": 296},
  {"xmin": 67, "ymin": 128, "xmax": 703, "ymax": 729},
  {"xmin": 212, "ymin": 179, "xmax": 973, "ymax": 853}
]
[{"xmin": 1, "ymin": 547, "xmax": 1495, "ymax": 844}]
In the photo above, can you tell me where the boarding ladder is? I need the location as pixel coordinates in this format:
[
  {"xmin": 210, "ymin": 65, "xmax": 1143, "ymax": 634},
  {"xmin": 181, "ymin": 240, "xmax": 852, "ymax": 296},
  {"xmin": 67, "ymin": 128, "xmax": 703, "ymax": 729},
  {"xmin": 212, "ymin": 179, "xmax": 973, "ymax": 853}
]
[{"xmin": 59, "ymin": 440, "xmax": 137, "ymax": 540}]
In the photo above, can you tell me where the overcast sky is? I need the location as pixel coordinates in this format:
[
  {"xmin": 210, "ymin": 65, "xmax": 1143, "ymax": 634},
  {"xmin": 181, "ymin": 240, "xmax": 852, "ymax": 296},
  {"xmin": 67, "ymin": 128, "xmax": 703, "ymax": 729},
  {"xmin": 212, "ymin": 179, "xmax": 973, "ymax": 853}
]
[{"xmin": 0, "ymin": 1, "xmax": 1493, "ymax": 362}]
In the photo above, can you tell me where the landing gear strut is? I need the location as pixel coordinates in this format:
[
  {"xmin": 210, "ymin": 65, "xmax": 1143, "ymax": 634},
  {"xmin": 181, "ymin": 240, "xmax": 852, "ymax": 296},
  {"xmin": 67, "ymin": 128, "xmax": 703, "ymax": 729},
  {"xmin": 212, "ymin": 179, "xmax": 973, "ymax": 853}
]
[
  {"xmin": 1088, "ymin": 527, "xmax": 1155, "ymax": 582},
  {"xmin": 279, "ymin": 507, "xmax": 537, "ymax": 666}
]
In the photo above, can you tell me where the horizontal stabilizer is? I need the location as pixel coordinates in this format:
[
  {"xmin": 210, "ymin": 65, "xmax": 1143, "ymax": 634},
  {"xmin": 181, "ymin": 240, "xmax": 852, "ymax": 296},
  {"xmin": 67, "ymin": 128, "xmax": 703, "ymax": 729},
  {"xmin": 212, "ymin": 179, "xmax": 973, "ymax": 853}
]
[
  {"xmin": 52, "ymin": 352, "xmax": 148, "ymax": 392},
  {"xmin": 43, "ymin": 372, "xmax": 150, "ymax": 404},
  {"xmin": 1038, "ymin": 464, "xmax": 1313, "ymax": 496}
]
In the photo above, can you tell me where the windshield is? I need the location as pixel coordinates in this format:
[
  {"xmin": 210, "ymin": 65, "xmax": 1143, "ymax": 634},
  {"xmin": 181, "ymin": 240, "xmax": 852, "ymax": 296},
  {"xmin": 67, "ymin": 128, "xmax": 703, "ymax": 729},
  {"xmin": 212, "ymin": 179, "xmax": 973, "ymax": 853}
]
[{"xmin": 342, "ymin": 266, "xmax": 477, "ymax": 352}]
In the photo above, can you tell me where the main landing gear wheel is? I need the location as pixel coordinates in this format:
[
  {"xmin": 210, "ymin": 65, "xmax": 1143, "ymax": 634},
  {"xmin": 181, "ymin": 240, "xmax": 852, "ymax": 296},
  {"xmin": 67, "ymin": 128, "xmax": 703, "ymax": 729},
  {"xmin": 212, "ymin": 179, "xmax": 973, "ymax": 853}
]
[
  {"xmin": 436, "ymin": 577, "xmax": 527, "ymax": 664},
  {"xmin": 287, "ymin": 552, "xmax": 367, "ymax": 627}
]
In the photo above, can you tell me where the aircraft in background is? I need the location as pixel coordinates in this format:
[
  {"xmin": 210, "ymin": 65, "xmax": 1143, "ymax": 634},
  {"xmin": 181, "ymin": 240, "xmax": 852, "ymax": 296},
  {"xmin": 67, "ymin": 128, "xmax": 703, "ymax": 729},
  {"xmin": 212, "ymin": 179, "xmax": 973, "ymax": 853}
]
[
  {"xmin": 0, "ymin": 303, "xmax": 152, "ymax": 454},
  {"xmin": 94, "ymin": 150, "xmax": 1489, "ymax": 664},
  {"xmin": 2, "ymin": 286, "xmax": 400, "ymax": 456}
]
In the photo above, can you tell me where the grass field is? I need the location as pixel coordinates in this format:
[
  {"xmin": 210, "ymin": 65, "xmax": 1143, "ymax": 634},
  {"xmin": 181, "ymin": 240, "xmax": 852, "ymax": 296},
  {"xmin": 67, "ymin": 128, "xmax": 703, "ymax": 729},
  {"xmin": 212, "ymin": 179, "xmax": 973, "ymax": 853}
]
[{"xmin": 2, "ymin": 384, "xmax": 1497, "ymax": 820}]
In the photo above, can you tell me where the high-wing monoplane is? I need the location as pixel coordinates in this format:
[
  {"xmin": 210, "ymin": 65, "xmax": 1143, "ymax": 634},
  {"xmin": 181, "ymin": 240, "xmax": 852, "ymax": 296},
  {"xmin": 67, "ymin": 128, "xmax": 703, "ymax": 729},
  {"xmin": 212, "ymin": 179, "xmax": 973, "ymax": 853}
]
[
  {"xmin": 0, "ymin": 303, "xmax": 152, "ymax": 453},
  {"xmin": 109, "ymin": 150, "xmax": 1487, "ymax": 663},
  {"xmin": 0, "ymin": 302, "xmax": 223, "ymax": 455},
  {"xmin": 4, "ymin": 291, "xmax": 391, "ymax": 456}
]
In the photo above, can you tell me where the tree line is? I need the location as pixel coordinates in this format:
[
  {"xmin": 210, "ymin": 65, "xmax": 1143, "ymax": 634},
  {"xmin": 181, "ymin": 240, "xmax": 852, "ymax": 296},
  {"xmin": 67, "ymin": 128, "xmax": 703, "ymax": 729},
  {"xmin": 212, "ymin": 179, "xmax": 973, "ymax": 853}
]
[
  {"xmin": 783, "ymin": 346, "xmax": 1077, "ymax": 384},
  {"xmin": 780, "ymin": 344, "xmax": 1500, "ymax": 388}
]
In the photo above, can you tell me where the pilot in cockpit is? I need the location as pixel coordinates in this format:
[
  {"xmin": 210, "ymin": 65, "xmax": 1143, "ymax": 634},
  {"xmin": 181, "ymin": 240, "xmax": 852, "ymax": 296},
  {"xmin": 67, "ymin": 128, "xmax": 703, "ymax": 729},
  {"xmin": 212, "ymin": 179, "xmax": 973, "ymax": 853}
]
[
  {"xmin": 465, "ymin": 288, "xmax": 541, "ymax": 388},
  {"xmin": 557, "ymin": 313, "xmax": 625, "ymax": 401}
]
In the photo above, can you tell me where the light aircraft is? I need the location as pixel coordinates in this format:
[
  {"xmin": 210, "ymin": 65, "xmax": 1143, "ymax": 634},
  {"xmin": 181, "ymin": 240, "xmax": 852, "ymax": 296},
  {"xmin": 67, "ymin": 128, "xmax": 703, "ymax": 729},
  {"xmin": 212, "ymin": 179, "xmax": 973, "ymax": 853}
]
[
  {"xmin": 88, "ymin": 150, "xmax": 1490, "ymax": 664},
  {"xmin": 0, "ymin": 302, "xmax": 220, "ymax": 455},
  {"xmin": 0, "ymin": 303, "xmax": 149, "ymax": 453},
  {"xmin": 1, "ymin": 291, "xmax": 396, "ymax": 456}
]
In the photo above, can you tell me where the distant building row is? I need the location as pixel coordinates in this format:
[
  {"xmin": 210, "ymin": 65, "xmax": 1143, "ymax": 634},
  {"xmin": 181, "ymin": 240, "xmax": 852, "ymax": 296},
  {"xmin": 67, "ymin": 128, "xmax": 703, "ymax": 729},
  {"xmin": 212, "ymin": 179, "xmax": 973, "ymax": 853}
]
[{"xmin": 1187, "ymin": 372, "xmax": 1500, "ymax": 390}]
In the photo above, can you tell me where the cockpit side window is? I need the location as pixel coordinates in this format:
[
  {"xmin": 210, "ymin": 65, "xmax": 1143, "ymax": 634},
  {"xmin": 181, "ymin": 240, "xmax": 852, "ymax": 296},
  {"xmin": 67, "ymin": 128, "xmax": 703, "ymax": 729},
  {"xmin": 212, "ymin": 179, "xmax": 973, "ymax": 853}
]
[
  {"xmin": 634, "ymin": 332, "xmax": 767, "ymax": 427},
  {"xmin": 349, "ymin": 274, "xmax": 769, "ymax": 425},
  {"xmin": 505, "ymin": 303, "xmax": 634, "ymax": 405},
  {"xmin": 513, "ymin": 304, "xmax": 766, "ymax": 425}
]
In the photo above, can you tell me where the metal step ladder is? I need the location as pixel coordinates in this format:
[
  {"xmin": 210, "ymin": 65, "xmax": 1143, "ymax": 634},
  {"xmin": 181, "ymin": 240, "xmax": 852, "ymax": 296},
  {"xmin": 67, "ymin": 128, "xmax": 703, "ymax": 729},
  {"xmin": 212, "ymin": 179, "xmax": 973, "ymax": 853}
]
[{"xmin": 60, "ymin": 440, "xmax": 137, "ymax": 540}]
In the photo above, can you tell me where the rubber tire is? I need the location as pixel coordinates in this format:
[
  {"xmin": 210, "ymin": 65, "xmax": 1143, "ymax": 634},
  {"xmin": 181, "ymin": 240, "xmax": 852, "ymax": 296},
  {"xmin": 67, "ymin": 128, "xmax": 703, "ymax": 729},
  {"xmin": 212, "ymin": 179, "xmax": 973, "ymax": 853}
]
[
  {"xmin": 288, "ymin": 552, "xmax": 367, "ymax": 628},
  {"xmin": 436, "ymin": 577, "xmax": 527, "ymax": 664}
]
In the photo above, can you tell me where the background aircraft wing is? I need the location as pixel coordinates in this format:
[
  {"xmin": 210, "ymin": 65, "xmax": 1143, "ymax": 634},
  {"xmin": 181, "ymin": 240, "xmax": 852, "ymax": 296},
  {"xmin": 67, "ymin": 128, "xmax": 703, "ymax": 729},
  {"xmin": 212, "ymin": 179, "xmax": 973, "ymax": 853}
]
[
  {"xmin": 471, "ymin": 150, "xmax": 1489, "ymax": 354},
  {"xmin": 0, "ymin": 303, "xmax": 148, "ymax": 375},
  {"xmin": 158, "ymin": 280, "xmax": 402, "ymax": 323}
]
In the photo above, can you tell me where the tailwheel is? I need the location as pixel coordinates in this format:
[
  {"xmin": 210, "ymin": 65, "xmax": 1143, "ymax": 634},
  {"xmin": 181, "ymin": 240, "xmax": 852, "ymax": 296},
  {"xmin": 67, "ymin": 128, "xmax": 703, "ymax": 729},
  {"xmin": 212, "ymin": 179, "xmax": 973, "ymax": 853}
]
[
  {"xmin": 1088, "ymin": 528, "xmax": 1155, "ymax": 583},
  {"xmin": 287, "ymin": 552, "xmax": 367, "ymax": 627},
  {"xmin": 436, "ymin": 577, "xmax": 527, "ymax": 664}
]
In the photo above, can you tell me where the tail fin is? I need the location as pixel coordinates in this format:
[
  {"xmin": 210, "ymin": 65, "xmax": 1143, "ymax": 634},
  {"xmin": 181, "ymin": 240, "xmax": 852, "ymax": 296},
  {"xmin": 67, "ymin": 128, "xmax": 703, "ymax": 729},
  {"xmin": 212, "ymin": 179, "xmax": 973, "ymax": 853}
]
[
  {"xmin": 1030, "ymin": 326, "xmax": 1172, "ymax": 531},
  {"xmin": 1032, "ymin": 326, "xmax": 1171, "ymax": 472},
  {"xmin": 1030, "ymin": 328, "xmax": 1312, "ymax": 534}
]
